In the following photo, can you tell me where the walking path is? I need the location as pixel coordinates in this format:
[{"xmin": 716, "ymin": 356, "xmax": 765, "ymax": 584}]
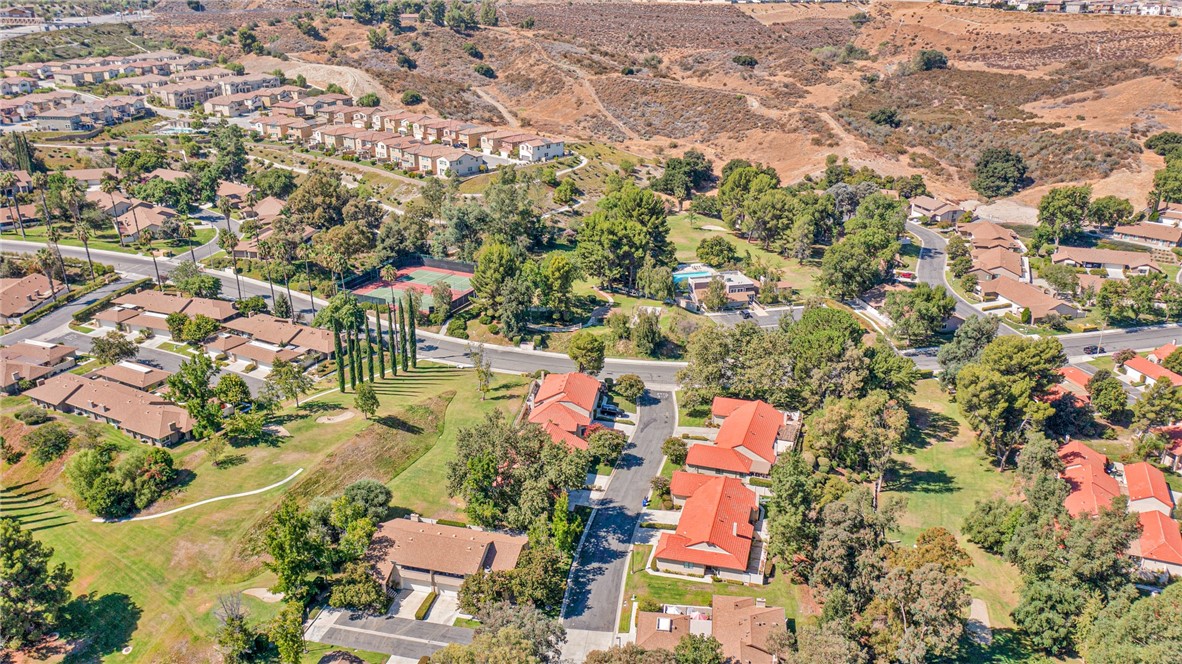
[{"xmin": 93, "ymin": 468, "xmax": 304, "ymax": 523}]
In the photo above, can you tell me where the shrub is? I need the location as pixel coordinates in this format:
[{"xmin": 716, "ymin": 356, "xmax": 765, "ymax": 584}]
[
  {"xmin": 415, "ymin": 591, "xmax": 437, "ymax": 620},
  {"xmin": 615, "ymin": 374, "xmax": 646, "ymax": 402},
  {"xmin": 479, "ymin": 314, "xmax": 492, "ymax": 325},
  {"xmin": 732, "ymin": 55, "xmax": 757, "ymax": 67},
  {"xmin": 1113, "ymin": 349, "xmax": 1136, "ymax": 365},
  {"xmin": 446, "ymin": 318, "xmax": 468, "ymax": 339},
  {"xmin": 244, "ymin": 362, "xmax": 258, "ymax": 372},
  {"xmin": 638, "ymin": 596, "xmax": 662, "ymax": 612},
  {"xmin": 650, "ymin": 475, "xmax": 670, "ymax": 496},
  {"xmin": 816, "ymin": 456, "xmax": 831, "ymax": 474},
  {"xmin": 662, "ymin": 437, "xmax": 688, "ymax": 466},
  {"xmin": 487, "ymin": 323, "xmax": 501, "ymax": 335},
  {"xmin": 802, "ymin": 451, "xmax": 816, "ymax": 469},
  {"xmin": 401, "ymin": 90, "xmax": 423, "ymax": 105},
  {"xmin": 913, "ymin": 49, "xmax": 948, "ymax": 71},
  {"xmin": 473, "ymin": 63, "xmax": 495, "ymax": 78},
  {"xmin": 26, "ymin": 422, "xmax": 73, "ymax": 464},
  {"xmin": 14, "ymin": 406, "xmax": 50, "ymax": 425},
  {"xmin": 868, "ymin": 108, "xmax": 901, "ymax": 128}
]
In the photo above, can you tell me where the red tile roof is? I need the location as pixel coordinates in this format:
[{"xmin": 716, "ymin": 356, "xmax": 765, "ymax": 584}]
[
  {"xmin": 534, "ymin": 372, "xmax": 601, "ymax": 414},
  {"xmin": 713, "ymin": 398, "xmax": 782, "ymax": 465},
  {"xmin": 1059, "ymin": 441, "xmax": 1120, "ymax": 518},
  {"xmin": 1151, "ymin": 342, "xmax": 1179, "ymax": 362},
  {"xmin": 654, "ymin": 474, "xmax": 756, "ymax": 571},
  {"xmin": 1123, "ymin": 356, "xmax": 1182, "ymax": 387},
  {"xmin": 685, "ymin": 444, "xmax": 753, "ymax": 474},
  {"xmin": 711, "ymin": 396, "xmax": 750, "ymax": 419},
  {"xmin": 1058, "ymin": 366, "xmax": 1092, "ymax": 390},
  {"xmin": 1124, "ymin": 462, "xmax": 1174, "ymax": 509},
  {"xmin": 528, "ymin": 372, "xmax": 602, "ymax": 449},
  {"xmin": 670, "ymin": 470, "xmax": 717, "ymax": 498},
  {"xmin": 1131, "ymin": 510, "xmax": 1182, "ymax": 566}
]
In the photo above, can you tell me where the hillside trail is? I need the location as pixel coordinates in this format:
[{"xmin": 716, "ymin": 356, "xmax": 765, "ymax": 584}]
[
  {"xmin": 524, "ymin": 38, "xmax": 641, "ymax": 141},
  {"xmin": 474, "ymin": 87, "xmax": 520, "ymax": 128}
]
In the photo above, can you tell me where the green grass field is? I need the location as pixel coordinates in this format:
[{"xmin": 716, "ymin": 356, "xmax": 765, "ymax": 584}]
[
  {"xmin": 1, "ymin": 224, "xmax": 214, "ymax": 257},
  {"xmin": 0, "ymin": 363, "xmax": 526, "ymax": 662}
]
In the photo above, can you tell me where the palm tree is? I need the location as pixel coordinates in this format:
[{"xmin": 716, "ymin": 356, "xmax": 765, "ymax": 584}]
[
  {"xmin": 44, "ymin": 223, "xmax": 70, "ymax": 294},
  {"xmin": 380, "ymin": 264, "xmax": 397, "ymax": 284},
  {"xmin": 140, "ymin": 228, "xmax": 163, "ymax": 289},
  {"xmin": 174, "ymin": 217, "xmax": 197, "ymax": 263},
  {"xmin": 218, "ymin": 228, "xmax": 244, "ymax": 299},
  {"xmin": 31, "ymin": 172, "xmax": 52, "ymax": 237},
  {"xmin": 74, "ymin": 222, "xmax": 97, "ymax": 283},
  {"xmin": 0, "ymin": 171, "xmax": 25, "ymax": 238},
  {"xmin": 35, "ymin": 248, "xmax": 59, "ymax": 302},
  {"xmin": 296, "ymin": 242, "xmax": 318, "ymax": 315},
  {"xmin": 217, "ymin": 196, "xmax": 234, "ymax": 237},
  {"xmin": 257, "ymin": 237, "xmax": 278, "ymax": 304},
  {"xmin": 99, "ymin": 174, "xmax": 124, "ymax": 245}
]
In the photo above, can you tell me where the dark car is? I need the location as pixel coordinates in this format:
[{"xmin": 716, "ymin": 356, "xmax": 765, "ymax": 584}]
[
  {"xmin": 1083, "ymin": 345, "xmax": 1104, "ymax": 354},
  {"xmin": 739, "ymin": 310, "xmax": 753, "ymax": 319}
]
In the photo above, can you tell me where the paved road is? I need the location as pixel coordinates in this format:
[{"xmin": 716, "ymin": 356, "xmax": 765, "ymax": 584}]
[
  {"xmin": 0, "ymin": 12, "xmax": 150, "ymax": 43},
  {"xmin": 307, "ymin": 609, "xmax": 472, "ymax": 660},
  {"xmin": 907, "ymin": 222, "xmax": 1017, "ymax": 335},
  {"xmin": 563, "ymin": 391, "xmax": 675, "ymax": 636},
  {"xmin": 0, "ymin": 277, "xmax": 131, "ymax": 345}
]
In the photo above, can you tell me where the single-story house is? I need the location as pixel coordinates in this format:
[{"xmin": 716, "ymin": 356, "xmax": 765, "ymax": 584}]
[
  {"xmin": 687, "ymin": 271, "xmax": 759, "ymax": 310},
  {"xmin": 1059, "ymin": 440, "xmax": 1120, "ymax": 518},
  {"xmin": 684, "ymin": 396, "xmax": 800, "ymax": 478},
  {"xmin": 1112, "ymin": 223, "xmax": 1182, "ymax": 248},
  {"xmin": 221, "ymin": 314, "xmax": 335, "ymax": 358},
  {"xmin": 0, "ymin": 273, "xmax": 62, "ymax": 324},
  {"xmin": 0, "ymin": 340, "xmax": 78, "ymax": 393},
  {"xmin": 1050, "ymin": 247, "xmax": 1161, "ymax": 276},
  {"xmin": 90, "ymin": 361, "xmax": 172, "ymax": 392},
  {"xmin": 1129, "ymin": 510, "xmax": 1182, "ymax": 580},
  {"xmin": 1156, "ymin": 200, "xmax": 1182, "ymax": 227},
  {"xmin": 909, "ymin": 195, "xmax": 964, "ymax": 224},
  {"xmin": 978, "ymin": 277, "xmax": 1081, "ymax": 323},
  {"xmin": 1149, "ymin": 342, "xmax": 1179, "ymax": 364},
  {"xmin": 1160, "ymin": 427, "xmax": 1182, "ymax": 473},
  {"xmin": 25, "ymin": 373, "xmax": 193, "ymax": 446},
  {"xmin": 367, "ymin": 517, "xmax": 528, "ymax": 597},
  {"xmin": 654, "ymin": 473, "xmax": 762, "ymax": 583},
  {"xmin": 1123, "ymin": 462, "xmax": 1175, "ymax": 515},
  {"xmin": 958, "ymin": 220, "xmax": 1020, "ymax": 251},
  {"xmin": 526, "ymin": 371, "xmax": 605, "ymax": 450},
  {"xmin": 970, "ymin": 247, "xmax": 1024, "ymax": 281},
  {"xmin": 205, "ymin": 334, "xmax": 303, "ymax": 370},
  {"xmin": 637, "ymin": 595, "xmax": 785, "ymax": 664},
  {"xmin": 1121, "ymin": 356, "xmax": 1182, "ymax": 388}
]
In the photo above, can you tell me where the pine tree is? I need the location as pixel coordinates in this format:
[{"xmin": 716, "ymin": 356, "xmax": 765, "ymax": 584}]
[
  {"xmin": 387, "ymin": 304, "xmax": 398, "ymax": 376},
  {"xmin": 333, "ymin": 322, "xmax": 345, "ymax": 393},
  {"xmin": 374, "ymin": 310, "xmax": 386, "ymax": 378}
]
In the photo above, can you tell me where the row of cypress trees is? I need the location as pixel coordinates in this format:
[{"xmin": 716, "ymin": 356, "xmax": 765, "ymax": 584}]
[{"xmin": 333, "ymin": 291, "xmax": 419, "ymax": 393}]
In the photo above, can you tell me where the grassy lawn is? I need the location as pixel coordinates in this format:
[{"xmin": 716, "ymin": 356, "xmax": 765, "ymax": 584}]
[
  {"xmin": 1087, "ymin": 356, "xmax": 1116, "ymax": 372},
  {"xmin": 899, "ymin": 235, "xmax": 922, "ymax": 271},
  {"xmin": 452, "ymin": 617, "xmax": 481, "ymax": 629},
  {"xmin": 1, "ymin": 224, "xmax": 214, "ymax": 257},
  {"xmin": 300, "ymin": 644, "xmax": 389, "ymax": 664},
  {"xmin": 666, "ymin": 213, "xmax": 820, "ymax": 297},
  {"xmin": 889, "ymin": 380, "xmax": 1026, "ymax": 633},
  {"xmin": 385, "ymin": 372, "xmax": 530, "ymax": 522},
  {"xmin": 0, "ymin": 363, "xmax": 522, "ymax": 662},
  {"xmin": 677, "ymin": 396, "xmax": 711, "ymax": 428},
  {"xmin": 659, "ymin": 457, "xmax": 680, "ymax": 480},
  {"xmin": 619, "ymin": 544, "xmax": 802, "ymax": 633}
]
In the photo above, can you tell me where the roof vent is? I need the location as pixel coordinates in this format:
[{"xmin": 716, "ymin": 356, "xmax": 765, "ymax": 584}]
[{"xmin": 657, "ymin": 618, "xmax": 673, "ymax": 632}]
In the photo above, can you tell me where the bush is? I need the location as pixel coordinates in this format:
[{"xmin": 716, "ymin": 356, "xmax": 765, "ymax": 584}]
[
  {"xmin": 487, "ymin": 323, "xmax": 501, "ymax": 335},
  {"xmin": 14, "ymin": 406, "xmax": 50, "ymax": 425},
  {"xmin": 732, "ymin": 55, "xmax": 757, "ymax": 67},
  {"xmin": 816, "ymin": 456, "xmax": 831, "ymax": 474},
  {"xmin": 638, "ymin": 596, "xmax": 662, "ymax": 612},
  {"xmin": 446, "ymin": 318, "xmax": 468, "ymax": 339},
  {"xmin": 26, "ymin": 422, "xmax": 73, "ymax": 464},
  {"xmin": 802, "ymin": 451, "xmax": 816, "ymax": 469},
  {"xmin": 479, "ymin": 314, "xmax": 492, "ymax": 325},
  {"xmin": 662, "ymin": 437, "xmax": 688, "ymax": 466},
  {"xmin": 868, "ymin": 107, "xmax": 901, "ymax": 128},
  {"xmin": 748, "ymin": 477, "xmax": 773, "ymax": 488},
  {"xmin": 244, "ymin": 362, "xmax": 258, "ymax": 372},
  {"xmin": 473, "ymin": 63, "xmax": 495, "ymax": 78},
  {"xmin": 415, "ymin": 591, "xmax": 437, "ymax": 620},
  {"xmin": 615, "ymin": 374, "xmax": 646, "ymax": 402},
  {"xmin": 640, "ymin": 521, "xmax": 676, "ymax": 530},
  {"xmin": 401, "ymin": 90, "xmax": 423, "ymax": 105},
  {"xmin": 913, "ymin": 49, "xmax": 948, "ymax": 71}
]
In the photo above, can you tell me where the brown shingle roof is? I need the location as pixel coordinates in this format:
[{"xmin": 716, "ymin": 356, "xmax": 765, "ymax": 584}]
[{"xmin": 367, "ymin": 518, "xmax": 528, "ymax": 581}]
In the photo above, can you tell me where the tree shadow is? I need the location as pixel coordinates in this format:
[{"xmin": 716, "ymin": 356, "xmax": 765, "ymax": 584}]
[
  {"xmin": 296, "ymin": 401, "xmax": 338, "ymax": 415},
  {"xmin": 374, "ymin": 414, "xmax": 423, "ymax": 434},
  {"xmin": 58, "ymin": 592, "xmax": 141, "ymax": 663},
  {"xmin": 954, "ymin": 627, "xmax": 1038, "ymax": 663},
  {"xmin": 904, "ymin": 406, "xmax": 959, "ymax": 451},
  {"xmin": 213, "ymin": 453, "xmax": 248, "ymax": 468},
  {"xmin": 888, "ymin": 460, "xmax": 955, "ymax": 495}
]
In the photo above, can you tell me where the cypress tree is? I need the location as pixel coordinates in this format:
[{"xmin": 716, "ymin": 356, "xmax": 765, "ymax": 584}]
[
  {"xmin": 365, "ymin": 317, "xmax": 376, "ymax": 382},
  {"xmin": 333, "ymin": 322, "xmax": 345, "ymax": 393},
  {"xmin": 408, "ymin": 292, "xmax": 418, "ymax": 368},
  {"xmin": 348, "ymin": 328, "xmax": 359, "ymax": 389},
  {"xmin": 400, "ymin": 298, "xmax": 409, "ymax": 372},
  {"xmin": 387, "ymin": 304, "xmax": 397, "ymax": 376},
  {"xmin": 375, "ymin": 309, "xmax": 386, "ymax": 378}
]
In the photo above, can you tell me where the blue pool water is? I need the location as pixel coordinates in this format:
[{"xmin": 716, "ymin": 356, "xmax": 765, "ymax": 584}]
[{"xmin": 672, "ymin": 270, "xmax": 713, "ymax": 284}]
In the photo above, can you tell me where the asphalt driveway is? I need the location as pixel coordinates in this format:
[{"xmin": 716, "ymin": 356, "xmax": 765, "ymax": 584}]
[{"xmin": 306, "ymin": 608, "xmax": 473, "ymax": 660}]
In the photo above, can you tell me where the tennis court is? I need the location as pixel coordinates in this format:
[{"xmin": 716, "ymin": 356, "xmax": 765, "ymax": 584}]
[{"xmin": 353, "ymin": 266, "xmax": 474, "ymax": 310}]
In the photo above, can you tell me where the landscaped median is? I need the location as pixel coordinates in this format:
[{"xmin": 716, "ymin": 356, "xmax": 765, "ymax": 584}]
[
  {"xmin": 71, "ymin": 277, "xmax": 154, "ymax": 324},
  {"xmin": 415, "ymin": 591, "xmax": 438, "ymax": 621},
  {"xmin": 20, "ymin": 273, "xmax": 120, "ymax": 326}
]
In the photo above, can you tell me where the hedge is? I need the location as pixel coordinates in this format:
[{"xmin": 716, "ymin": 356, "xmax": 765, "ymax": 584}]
[
  {"xmin": 72, "ymin": 278, "xmax": 153, "ymax": 323},
  {"xmin": 639, "ymin": 521, "xmax": 677, "ymax": 530},
  {"xmin": 415, "ymin": 591, "xmax": 437, "ymax": 621},
  {"xmin": 20, "ymin": 274, "xmax": 117, "ymax": 326},
  {"xmin": 748, "ymin": 477, "xmax": 773, "ymax": 488},
  {"xmin": 436, "ymin": 518, "xmax": 468, "ymax": 528}
]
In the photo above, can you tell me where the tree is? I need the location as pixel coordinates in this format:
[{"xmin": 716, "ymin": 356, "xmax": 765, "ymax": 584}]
[
  {"xmin": 431, "ymin": 626, "xmax": 539, "ymax": 663},
  {"xmin": 270, "ymin": 602, "xmax": 305, "ymax": 664},
  {"xmin": 354, "ymin": 382, "xmax": 379, "ymax": 419},
  {"xmin": 1036, "ymin": 185, "xmax": 1092, "ymax": 246},
  {"xmin": 167, "ymin": 353, "xmax": 222, "ymax": 438},
  {"xmin": 1087, "ymin": 369, "xmax": 1128, "ymax": 421},
  {"xmin": 0, "ymin": 517, "xmax": 74, "ymax": 650},
  {"xmin": 1040, "ymin": 262, "xmax": 1080, "ymax": 294},
  {"xmin": 471, "ymin": 242, "xmax": 520, "ymax": 317},
  {"xmin": 956, "ymin": 363, "xmax": 1050, "ymax": 470},
  {"xmin": 26, "ymin": 422, "xmax": 73, "ymax": 464},
  {"xmin": 805, "ymin": 391, "xmax": 909, "ymax": 507},
  {"xmin": 971, "ymin": 148, "xmax": 1028, "ymax": 199},
  {"xmin": 479, "ymin": 0, "xmax": 499, "ymax": 25},
  {"xmin": 474, "ymin": 602, "xmax": 565, "ymax": 662},
  {"xmin": 615, "ymin": 374, "xmax": 646, "ymax": 403},
  {"xmin": 701, "ymin": 277, "xmax": 729, "ymax": 312},
  {"xmin": 215, "ymin": 373, "xmax": 252, "ymax": 408},
  {"xmin": 1131, "ymin": 378, "xmax": 1182, "ymax": 437},
  {"xmin": 470, "ymin": 344, "xmax": 494, "ymax": 400},
  {"xmin": 587, "ymin": 429, "xmax": 627, "ymax": 466},
  {"xmin": 91, "ymin": 329, "xmax": 138, "ymax": 364},
  {"xmin": 883, "ymin": 283, "xmax": 955, "ymax": 345},
  {"xmin": 963, "ymin": 498, "xmax": 1023, "ymax": 555},
  {"xmin": 695, "ymin": 236, "xmax": 738, "ymax": 268},
  {"xmin": 978, "ymin": 336, "xmax": 1066, "ymax": 396},
  {"xmin": 912, "ymin": 49, "xmax": 948, "ymax": 71},
  {"xmin": 366, "ymin": 27, "xmax": 388, "ymax": 51},
  {"xmin": 401, "ymin": 90, "xmax": 423, "ymax": 105},
  {"xmin": 1087, "ymin": 195, "xmax": 1133, "ymax": 227},
  {"xmin": 539, "ymin": 252, "xmax": 579, "ymax": 319},
  {"xmin": 264, "ymin": 498, "xmax": 319, "ymax": 600},
  {"xmin": 329, "ymin": 560, "xmax": 388, "ymax": 613},
  {"xmin": 343, "ymin": 479, "xmax": 391, "ymax": 521},
  {"xmin": 674, "ymin": 634, "xmax": 724, "ymax": 664},
  {"xmin": 936, "ymin": 315, "xmax": 998, "ymax": 389},
  {"xmin": 631, "ymin": 311, "xmax": 662, "ymax": 356},
  {"xmin": 182, "ymin": 313, "xmax": 220, "ymax": 343},
  {"xmin": 567, "ymin": 331, "xmax": 605, "ymax": 373},
  {"xmin": 1082, "ymin": 582, "xmax": 1182, "ymax": 664},
  {"xmin": 268, "ymin": 357, "xmax": 314, "ymax": 408},
  {"xmin": 215, "ymin": 594, "xmax": 255, "ymax": 664}
]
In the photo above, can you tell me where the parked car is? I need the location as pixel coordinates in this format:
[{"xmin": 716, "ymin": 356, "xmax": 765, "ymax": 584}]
[
  {"xmin": 1083, "ymin": 345, "xmax": 1105, "ymax": 355},
  {"xmin": 739, "ymin": 310, "xmax": 752, "ymax": 319}
]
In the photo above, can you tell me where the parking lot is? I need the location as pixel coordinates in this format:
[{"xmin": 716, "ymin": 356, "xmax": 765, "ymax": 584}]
[{"xmin": 305, "ymin": 607, "xmax": 474, "ymax": 662}]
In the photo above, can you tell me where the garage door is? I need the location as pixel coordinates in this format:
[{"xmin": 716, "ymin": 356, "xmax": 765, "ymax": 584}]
[{"xmin": 402, "ymin": 579, "xmax": 434, "ymax": 593}]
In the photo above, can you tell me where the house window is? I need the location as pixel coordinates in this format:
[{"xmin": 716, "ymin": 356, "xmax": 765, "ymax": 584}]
[{"xmin": 683, "ymin": 562, "xmax": 693, "ymax": 570}]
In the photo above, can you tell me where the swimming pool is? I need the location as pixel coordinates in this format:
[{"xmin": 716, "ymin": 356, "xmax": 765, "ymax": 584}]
[{"xmin": 672, "ymin": 270, "xmax": 714, "ymax": 284}]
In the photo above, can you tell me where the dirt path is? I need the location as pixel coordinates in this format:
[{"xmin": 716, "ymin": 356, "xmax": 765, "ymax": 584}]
[
  {"xmin": 241, "ymin": 54, "xmax": 392, "ymax": 103},
  {"xmin": 530, "ymin": 44, "xmax": 639, "ymax": 141},
  {"xmin": 474, "ymin": 87, "xmax": 520, "ymax": 128}
]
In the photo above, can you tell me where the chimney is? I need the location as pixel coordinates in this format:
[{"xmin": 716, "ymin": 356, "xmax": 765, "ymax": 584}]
[
  {"xmin": 732, "ymin": 522, "xmax": 738, "ymax": 537},
  {"xmin": 755, "ymin": 598, "xmax": 766, "ymax": 607}
]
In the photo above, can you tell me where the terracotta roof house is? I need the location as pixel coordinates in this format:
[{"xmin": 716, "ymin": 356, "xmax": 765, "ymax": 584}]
[
  {"xmin": 526, "ymin": 372, "xmax": 604, "ymax": 450},
  {"xmin": 367, "ymin": 517, "xmax": 528, "ymax": 596},
  {"xmin": 970, "ymin": 247, "xmax": 1024, "ymax": 281},
  {"xmin": 958, "ymin": 220, "xmax": 1020, "ymax": 251},
  {"xmin": 685, "ymin": 397, "xmax": 799, "ymax": 478},
  {"xmin": 713, "ymin": 596, "xmax": 787, "ymax": 664},
  {"xmin": 0, "ymin": 340, "xmax": 77, "ymax": 393},
  {"xmin": 654, "ymin": 473, "xmax": 762, "ymax": 582},
  {"xmin": 1149, "ymin": 342, "xmax": 1179, "ymax": 364},
  {"xmin": 25, "ymin": 373, "xmax": 193, "ymax": 445},
  {"xmin": 909, "ymin": 195, "xmax": 964, "ymax": 224},
  {"xmin": 1058, "ymin": 366, "xmax": 1093, "ymax": 391},
  {"xmin": 1058, "ymin": 440, "xmax": 1120, "ymax": 518},
  {"xmin": 90, "ymin": 361, "xmax": 172, "ymax": 392},
  {"xmin": 1129, "ymin": 510, "xmax": 1182, "ymax": 579},
  {"xmin": 978, "ymin": 277, "xmax": 1081, "ymax": 323},
  {"xmin": 221, "ymin": 314, "xmax": 335, "ymax": 356},
  {"xmin": 1160, "ymin": 426, "xmax": 1182, "ymax": 474},
  {"xmin": 1123, "ymin": 462, "xmax": 1175, "ymax": 515},
  {"xmin": 1051, "ymin": 247, "xmax": 1161, "ymax": 276},
  {"xmin": 1121, "ymin": 356, "xmax": 1182, "ymax": 388},
  {"xmin": 247, "ymin": 196, "xmax": 286, "ymax": 223},
  {"xmin": 1112, "ymin": 223, "xmax": 1182, "ymax": 248},
  {"xmin": 0, "ymin": 273, "xmax": 62, "ymax": 323}
]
